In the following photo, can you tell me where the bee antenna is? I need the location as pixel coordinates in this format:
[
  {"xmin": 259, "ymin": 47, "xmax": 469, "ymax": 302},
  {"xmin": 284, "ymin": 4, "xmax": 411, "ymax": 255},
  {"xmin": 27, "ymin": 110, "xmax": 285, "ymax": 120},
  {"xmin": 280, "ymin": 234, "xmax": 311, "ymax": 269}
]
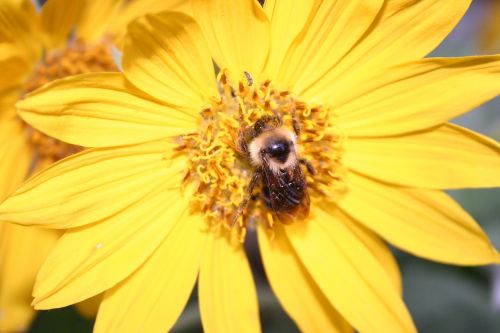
[
  {"xmin": 231, "ymin": 210, "xmax": 242, "ymax": 228},
  {"xmin": 231, "ymin": 170, "xmax": 261, "ymax": 227}
]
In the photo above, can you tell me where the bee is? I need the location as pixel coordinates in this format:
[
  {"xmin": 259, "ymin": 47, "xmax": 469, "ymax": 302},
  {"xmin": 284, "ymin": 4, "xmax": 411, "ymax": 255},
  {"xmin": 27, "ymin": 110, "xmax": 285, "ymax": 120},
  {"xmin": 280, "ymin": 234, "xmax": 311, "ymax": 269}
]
[{"xmin": 235, "ymin": 114, "xmax": 314, "ymax": 224}]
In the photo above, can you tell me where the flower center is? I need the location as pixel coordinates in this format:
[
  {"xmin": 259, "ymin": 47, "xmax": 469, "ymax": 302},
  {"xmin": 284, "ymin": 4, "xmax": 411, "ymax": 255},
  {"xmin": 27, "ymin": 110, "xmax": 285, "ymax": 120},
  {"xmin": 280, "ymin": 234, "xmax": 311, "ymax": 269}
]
[
  {"xmin": 21, "ymin": 40, "xmax": 117, "ymax": 166},
  {"xmin": 177, "ymin": 71, "xmax": 346, "ymax": 240}
]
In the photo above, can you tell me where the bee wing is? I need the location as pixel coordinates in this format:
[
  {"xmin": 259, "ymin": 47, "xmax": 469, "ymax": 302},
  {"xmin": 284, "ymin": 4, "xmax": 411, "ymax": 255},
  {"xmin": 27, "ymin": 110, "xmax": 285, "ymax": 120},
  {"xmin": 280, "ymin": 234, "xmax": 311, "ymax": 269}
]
[
  {"xmin": 261, "ymin": 158, "xmax": 309, "ymax": 223},
  {"xmin": 277, "ymin": 163, "xmax": 310, "ymax": 222}
]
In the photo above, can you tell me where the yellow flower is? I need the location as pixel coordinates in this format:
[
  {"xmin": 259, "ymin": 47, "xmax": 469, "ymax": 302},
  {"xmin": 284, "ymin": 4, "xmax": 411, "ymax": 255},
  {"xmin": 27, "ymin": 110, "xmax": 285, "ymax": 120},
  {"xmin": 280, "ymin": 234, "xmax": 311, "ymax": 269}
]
[
  {"xmin": 2, "ymin": 0, "xmax": 500, "ymax": 332},
  {"xmin": 0, "ymin": 0, "xmax": 186, "ymax": 331}
]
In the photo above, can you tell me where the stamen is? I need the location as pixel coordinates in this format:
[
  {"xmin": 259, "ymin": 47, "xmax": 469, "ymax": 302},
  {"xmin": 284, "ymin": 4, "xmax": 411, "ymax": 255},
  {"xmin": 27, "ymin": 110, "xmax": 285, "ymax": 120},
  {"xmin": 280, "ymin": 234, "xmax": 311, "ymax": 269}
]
[{"xmin": 177, "ymin": 71, "xmax": 346, "ymax": 240}]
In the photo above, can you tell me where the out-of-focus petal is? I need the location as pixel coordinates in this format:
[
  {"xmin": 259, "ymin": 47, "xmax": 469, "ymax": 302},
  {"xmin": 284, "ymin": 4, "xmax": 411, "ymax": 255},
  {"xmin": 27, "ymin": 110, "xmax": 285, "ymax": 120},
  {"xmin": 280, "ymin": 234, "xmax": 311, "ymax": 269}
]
[
  {"xmin": 107, "ymin": 0, "xmax": 191, "ymax": 44},
  {"xmin": 0, "ymin": 224, "xmax": 59, "ymax": 332},
  {"xmin": 40, "ymin": 0, "xmax": 84, "ymax": 48},
  {"xmin": 0, "ymin": 2, "xmax": 41, "ymax": 61},
  {"xmin": 75, "ymin": 0, "xmax": 122, "ymax": 42},
  {"xmin": 0, "ymin": 117, "xmax": 32, "ymax": 199}
]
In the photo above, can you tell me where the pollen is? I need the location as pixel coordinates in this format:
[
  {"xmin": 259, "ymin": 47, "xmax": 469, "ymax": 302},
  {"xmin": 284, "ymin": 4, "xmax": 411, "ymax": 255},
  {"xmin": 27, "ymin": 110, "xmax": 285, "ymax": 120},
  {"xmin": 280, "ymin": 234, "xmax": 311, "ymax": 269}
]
[
  {"xmin": 177, "ymin": 71, "xmax": 346, "ymax": 240},
  {"xmin": 21, "ymin": 40, "xmax": 117, "ymax": 166}
]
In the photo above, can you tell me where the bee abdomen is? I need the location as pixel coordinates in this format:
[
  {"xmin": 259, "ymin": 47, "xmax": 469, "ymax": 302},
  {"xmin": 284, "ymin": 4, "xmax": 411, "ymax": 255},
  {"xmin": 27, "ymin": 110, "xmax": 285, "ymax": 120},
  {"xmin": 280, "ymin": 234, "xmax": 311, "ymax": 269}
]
[{"xmin": 261, "ymin": 181, "xmax": 305, "ymax": 212}]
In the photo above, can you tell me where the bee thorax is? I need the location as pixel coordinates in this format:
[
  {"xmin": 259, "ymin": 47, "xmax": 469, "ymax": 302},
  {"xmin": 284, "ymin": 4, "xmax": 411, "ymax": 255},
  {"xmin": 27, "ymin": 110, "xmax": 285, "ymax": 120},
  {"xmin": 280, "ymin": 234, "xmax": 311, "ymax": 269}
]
[{"xmin": 249, "ymin": 128, "xmax": 296, "ymax": 166}]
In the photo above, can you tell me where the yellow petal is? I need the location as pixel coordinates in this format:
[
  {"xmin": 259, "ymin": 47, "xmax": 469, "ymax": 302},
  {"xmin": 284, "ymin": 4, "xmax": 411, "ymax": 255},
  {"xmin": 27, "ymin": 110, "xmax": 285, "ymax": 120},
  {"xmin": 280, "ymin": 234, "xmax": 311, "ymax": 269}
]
[
  {"xmin": 74, "ymin": 294, "xmax": 102, "ymax": 319},
  {"xmin": 94, "ymin": 215, "xmax": 207, "ymax": 333},
  {"xmin": 107, "ymin": 0, "xmax": 191, "ymax": 44},
  {"xmin": 262, "ymin": 0, "xmax": 315, "ymax": 81},
  {"xmin": 0, "ymin": 118, "xmax": 32, "ymax": 200},
  {"xmin": 302, "ymin": 0, "xmax": 472, "ymax": 101},
  {"xmin": 192, "ymin": 0, "xmax": 270, "ymax": 81},
  {"xmin": 276, "ymin": 0, "xmax": 383, "ymax": 91},
  {"xmin": 0, "ymin": 53, "xmax": 24, "ymax": 109},
  {"xmin": 0, "ymin": 2, "xmax": 41, "ymax": 61},
  {"xmin": 199, "ymin": 232, "xmax": 261, "ymax": 333},
  {"xmin": 40, "ymin": 0, "xmax": 84, "ymax": 48},
  {"xmin": 33, "ymin": 171, "xmax": 191, "ymax": 309},
  {"xmin": 338, "ymin": 172, "xmax": 500, "ymax": 265},
  {"xmin": 75, "ymin": 0, "xmax": 122, "ymax": 42},
  {"xmin": 17, "ymin": 73, "xmax": 198, "ymax": 147},
  {"xmin": 258, "ymin": 224, "xmax": 352, "ymax": 333},
  {"xmin": 0, "ymin": 43, "xmax": 20, "ymax": 62},
  {"xmin": 123, "ymin": 11, "xmax": 218, "ymax": 110},
  {"xmin": 0, "ymin": 224, "xmax": 59, "ymax": 332},
  {"xmin": 3, "ymin": 0, "xmax": 32, "ymax": 6},
  {"xmin": 285, "ymin": 207, "xmax": 416, "ymax": 333},
  {"xmin": 0, "ymin": 44, "xmax": 29, "ymax": 90},
  {"xmin": 344, "ymin": 123, "xmax": 500, "ymax": 189},
  {"xmin": 319, "ymin": 204, "xmax": 402, "ymax": 294},
  {"xmin": 0, "ymin": 140, "xmax": 182, "ymax": 229},
  {"xmin": 0, "ymin": 83, "xmax": 20, "ymax": 112},
  {"xmin": 336, "ymin": 56, "xmax": 500, "ymax": 136}
]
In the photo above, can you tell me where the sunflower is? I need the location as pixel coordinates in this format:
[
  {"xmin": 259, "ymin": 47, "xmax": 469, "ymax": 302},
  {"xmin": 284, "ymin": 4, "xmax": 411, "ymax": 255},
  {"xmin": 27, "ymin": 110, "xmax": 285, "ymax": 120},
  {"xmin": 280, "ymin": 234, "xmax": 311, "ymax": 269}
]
[
  {"xmin": 1, "ymin": 0, "xmax": 500, "ymax": 332},
  {"xmin": 0, "ymin": 0, "xmax": 186, "ymax": 331}
]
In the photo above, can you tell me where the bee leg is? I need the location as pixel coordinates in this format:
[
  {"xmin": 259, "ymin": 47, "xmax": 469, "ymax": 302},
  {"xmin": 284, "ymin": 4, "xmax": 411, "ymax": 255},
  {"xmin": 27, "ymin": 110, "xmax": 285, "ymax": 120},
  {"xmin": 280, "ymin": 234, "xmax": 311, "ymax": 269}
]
[
  {"xmin": 236, "ymin": 106, "xmax": 254, "ymax": 156},
  {"xmin": 238, "ymin": 131, "xmax": 248, "ymax": 155},
  {"xmin": 291, "ymin": 105, "xmax": 301, "ymax": 136},
  {"xmin": 232, "ymin": 170, "xmax": 261, "ymax": 227},
  {"xmin": 239, "ymin": 126, "xmax": 257, "ymax": 156},
  {"xmin": 299, "ymin": 158, "xmax": 315, "ymax": 175}
]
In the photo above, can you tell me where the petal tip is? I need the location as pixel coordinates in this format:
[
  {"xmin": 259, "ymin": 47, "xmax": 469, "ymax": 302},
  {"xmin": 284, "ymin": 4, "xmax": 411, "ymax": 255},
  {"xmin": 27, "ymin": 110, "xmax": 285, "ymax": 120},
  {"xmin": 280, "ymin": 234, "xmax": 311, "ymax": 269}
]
[
  {"xmin": 31, "ymin": 298, "xmax": 40, "ymax": 309},
  {"xmin": 492, "ymin": 249, "xmax": 500, "ymax": 264}
]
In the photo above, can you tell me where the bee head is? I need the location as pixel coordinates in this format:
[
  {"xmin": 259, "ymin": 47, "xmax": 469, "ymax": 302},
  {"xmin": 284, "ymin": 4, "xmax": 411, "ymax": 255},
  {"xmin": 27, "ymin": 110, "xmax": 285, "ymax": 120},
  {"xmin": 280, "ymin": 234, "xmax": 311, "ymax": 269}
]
[
  {"xmin": 248, "ymin": 127, "xmax": 297, "ymax": 169},
  {"xmin": 265, "ymin": 137, "xmax": 291, "ymax": 163}
]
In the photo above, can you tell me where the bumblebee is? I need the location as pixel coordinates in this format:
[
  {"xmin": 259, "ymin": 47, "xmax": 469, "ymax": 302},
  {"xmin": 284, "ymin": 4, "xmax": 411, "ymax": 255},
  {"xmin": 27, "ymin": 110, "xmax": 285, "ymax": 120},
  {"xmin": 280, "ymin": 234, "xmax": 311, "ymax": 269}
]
[{"xmin": 236, "ymin": 114, "xmax": 313, "ymax": 224}]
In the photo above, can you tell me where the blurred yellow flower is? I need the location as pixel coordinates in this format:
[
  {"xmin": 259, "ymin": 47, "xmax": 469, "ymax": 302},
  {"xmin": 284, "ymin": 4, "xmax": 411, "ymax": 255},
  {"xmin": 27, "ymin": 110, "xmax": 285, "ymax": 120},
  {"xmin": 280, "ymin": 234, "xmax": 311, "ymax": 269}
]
[
  {"xmin": 2, "ymin": 0, "xmax": 500, "ymax": 332},
  {"xmin": 480, "ymin": 0, "xmax": 500, "ymax": 53},
  {"xmin": 0, "ymin": 0, "xmax": 186, "ymax": 331}
]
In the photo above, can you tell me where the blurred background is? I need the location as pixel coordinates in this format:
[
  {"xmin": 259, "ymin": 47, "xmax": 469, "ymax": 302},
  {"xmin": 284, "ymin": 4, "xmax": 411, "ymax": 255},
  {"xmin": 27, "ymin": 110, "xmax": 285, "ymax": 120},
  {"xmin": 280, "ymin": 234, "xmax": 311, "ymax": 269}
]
[{"xmin": 27, "ymin": 0, "xmax": 500, "ymax": 332}]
